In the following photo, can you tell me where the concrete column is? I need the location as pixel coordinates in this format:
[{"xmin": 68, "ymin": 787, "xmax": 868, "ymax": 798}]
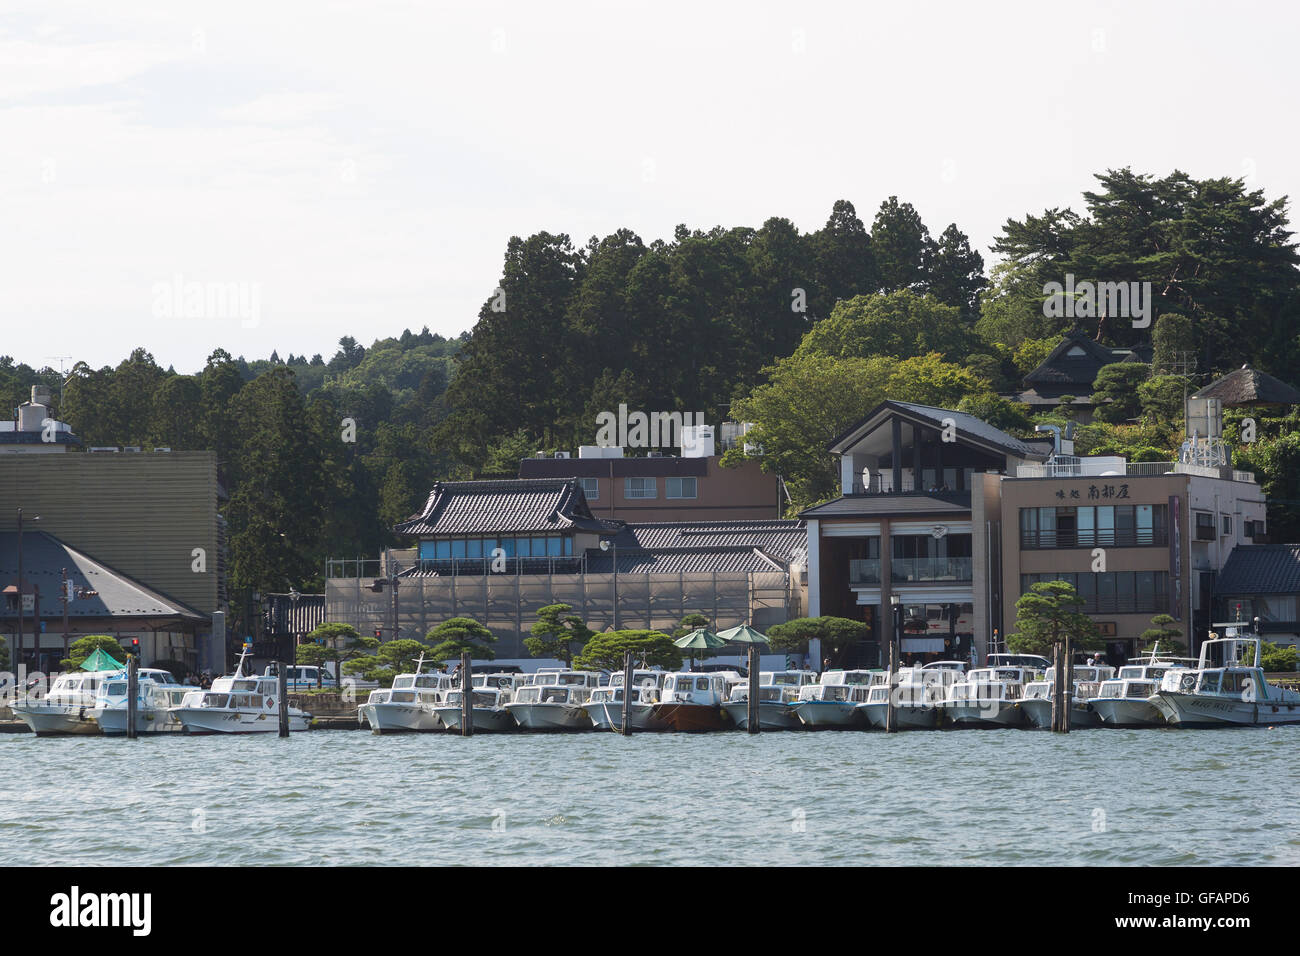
[{"xmin": 805, "ymin": 519, "xmax": 820, "ymax": 618}]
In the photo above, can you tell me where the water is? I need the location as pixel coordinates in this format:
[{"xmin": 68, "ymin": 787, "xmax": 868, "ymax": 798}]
[{"xmin": 3, "ymin": 727, "xmax": 1298, "ymax": 866}]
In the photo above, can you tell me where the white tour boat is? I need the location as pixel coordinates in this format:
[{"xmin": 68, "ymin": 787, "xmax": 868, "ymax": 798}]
[
  {"xmin": 11, "ymin": 667, "xmax": 119, "ymax": 736},
  {"xmin": 791, "ymin": 670, "xmax": 882, "ymax": 729},
  {"xmin": 1152, "ymin": 632, "xmax": 1300, "ymax": 726},
  {"xmin": 363, "ymin": 667, "xmax": 456, "ymax": 733},
  {"xmin": 722, "ymin": 670, "xmax": 817, "ymax": 730},
  {"xmin": 651, "ymin": 672, "xmax": 732, "ymax": 732},
  {"xmin": 941, "ymin": 666, "xmax": 1038, "ymax": 727},
  {"xmin": 435, "ymin": 687, "xmax": 518, "ymax": 732},
  {"xmin": 92, "ymin": 669, "xmax": 192, "ymax": 735},
  {"xmin": 860, "ymin": 666, "xmax": 957, "ymax": 730},
  {"xmin": 505, "ymin": 684, "xmax": 595, "ymax": 730},
  {"xmin": 170, "ymin": 650, "xmax": 311, "ymax": 734},
  {"xmin": 586, "ymin": 684, "xmax": 665, "ymax": 731},
  {"xmin": 1020, "ymin": 665, "xmax": 1115, "ymax": 729}
]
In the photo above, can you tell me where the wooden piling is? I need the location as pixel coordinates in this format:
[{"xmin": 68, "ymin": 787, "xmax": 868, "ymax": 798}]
[
  {"xmin": 278, "ymin": 662, "xmax": 289, "ymax": 737},
  {"xmin": 1062, "ymin": 635, "xmax": 1073, "ymax": 734},
  {"xmin": 746, "ymin": 644, "xmax": 759, "ymax": 734},
  {"xmin": 885, "ymin": 639, "xmax": 898, "ymax": 734},
  {"xmin": 460, "ymin": 651, "xmax": 473, "ymax": 736},
  {"xmin": 125, "ymin": 655, "xmax": 138, "ymax": 740},
  {"xmin": 621, "ymin": 650, "xmax": 633, "ymax": 736}
]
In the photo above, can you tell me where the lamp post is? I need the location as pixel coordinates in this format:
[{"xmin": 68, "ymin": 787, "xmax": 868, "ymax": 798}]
[
  {"xmin": 58, "ymin": 567, "xmax": 97, "ymax": 669},
  {"xmin": 600, "ymin": 539, "xmax": 618, "ymax": 630},
  {"xmin": 14, "ymin": 509, "xmax": 40, "ymax": 680}
]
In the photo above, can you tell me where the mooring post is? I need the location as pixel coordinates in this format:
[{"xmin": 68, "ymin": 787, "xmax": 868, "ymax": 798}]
[
  {"xmin": 621, "ymin": 650, "xmax": 633, "ymax": 736},
  {"xmin": 1062, "ymin": 635, "xmax": 1073, "ymax": 733},
  {"xmin": 125, "ymin": 655, "xmax": 138, "ymax": 740},
  {"xmin": 885, "ymin": 639, "xmax": 898, "ymax": 734},
  {"xmin": 460, "ymin": 651, "xmax": 473, "ymax": 736},
  {"xmin": 278, "ymin": 661, "xmax": 289, "ymax": 737},
  {"xmin": 747, "ymin": 644, "xmax": 759, "ymax": 734}
]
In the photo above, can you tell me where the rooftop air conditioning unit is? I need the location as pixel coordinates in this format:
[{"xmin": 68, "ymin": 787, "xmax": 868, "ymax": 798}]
[
  {"xmin": 535, "ymin": 451, "xmax": 548, "ymax": 458},
  {"xmin": 647, "ymin": 451, "xmax": 664, "ymax": 458},
  {"xmin": 88, "ymin": 446, "xmax": 120, "ymax": 453},
  {"xmin": 554, "ymin": 451, "xmax": 571, "ymax": 459},
  {"xmin": 122, "ymin": 446, "xmax": 142, "ymax": 452},
  {"xmin": 153, "ymin": 447, "xmax": 171, "ymax": 452}
]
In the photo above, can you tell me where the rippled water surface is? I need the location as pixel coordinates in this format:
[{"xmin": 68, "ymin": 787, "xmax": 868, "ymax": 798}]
[{"xmin": 3, "ymin": 726, "xmax": 1297, "ymax": 866}]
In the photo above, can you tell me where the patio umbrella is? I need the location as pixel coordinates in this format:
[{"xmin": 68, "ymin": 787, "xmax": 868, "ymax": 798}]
[
  {"xmin": 673, "ymin": 628, "xmax": 726, "ymax": 670},
  {"xmin": 717, "ymin": 624, "xmax": 769, "ymax": 670},
  {"xmin": 79, "ymin": 648, "xmax": 125, "ymax": 672}
]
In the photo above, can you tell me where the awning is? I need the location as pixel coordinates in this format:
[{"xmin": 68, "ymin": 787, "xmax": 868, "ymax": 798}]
[{"xmin": 901, "ymin": 637, "xmax": 945, "ymax": 653}]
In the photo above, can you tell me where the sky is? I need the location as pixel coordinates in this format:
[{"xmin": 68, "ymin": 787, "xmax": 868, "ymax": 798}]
[{"xmin": 2, "ymin": 0, "xmax": 1298, "ymax": 374}]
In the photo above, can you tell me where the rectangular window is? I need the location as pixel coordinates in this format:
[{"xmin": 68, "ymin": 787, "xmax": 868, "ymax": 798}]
[
  {"xmin": 451, "ymin": 539, "xmax": 466, "ymax": 559},
  {"xmin": 666, "ymin": 476, "xmax": 697, "ymax": 499},
  {"xmin": 1221, "ymin": 514, "xmax": 1232, "ymax": 536},
  {"xmin": 1195, "ymin": 511, "xmax": 1215, "ymax": 541},
  {"xmin": 1096, "ymin": 506, "xmax": 1115, "ymax": 547},
  {"xmin": 1077, "ymin": 506, "xmax": 1096, "ymax": 547},
  {"xmin": 625, "ymin": 477, "xmax": 657, "ymax": 499},
  {"xmin": 466, "ymin": 538, "xmax": 483, "ymax": 559},
  {"xmin": 435, "ymin": 540, "xmax": 451, "ymax": 560},
  {"xmin": 579, "ymin": 478, "xmax": 599, "ymax": 500},
  {"xmin": 546, "ymin": 536, "xmax": 563, "ymax": 556},
  {"xmin": 564, "ymin": 537, "xmax": 573, "ymax": 555},
  {"xmin": 532, "ymin": 536, "xmax": 547, "ymax": 556}
]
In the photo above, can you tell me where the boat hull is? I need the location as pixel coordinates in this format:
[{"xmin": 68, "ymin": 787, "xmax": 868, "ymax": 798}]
[
  {"xmin": 942, "ymin": 700, "xmax": 1025, "ymax": 727},
  {"xmin": 94, "ymin": 706, "xmax": 184, "ymax": 735},
  {"xmin": 722, "ymin": 700, "xmax": 802, "ymax": 730},
  {"xmin": 791, "ymin": 700, "xmax": 863, "ymax": 729},
  {"xmin": 652, "ymin": 702, "xmax": 726, "ymax": 732},
  {"xmin": 1152, "ymin": 691, "xmax": 1300, "ymax": 727},
  {"xmin": 173, "ymin": 708, "xmax": 312, "ymax": 734},
  {"xmin": 366, "ymin": 702, "xmax": 443, "ymax": 733},
  {"xmin": 505, "ymin": 703, "xmax": 592, "ymax": 731},
  {"xmin": 11, "ymin": 702, "xmax": 101, "ymax": 736},
  {"xmin": 435, "ymin": 707, "xmax": 517, "ymax": 733},
  {"xmin": 860, "ymin": 702, "xmax": 940, "ymax": 730},
  {"xmin": 589, "ymin": 702, "xmax": 666, "ymax": 732},
  {"xmin": 1091, "ymin": 697, "xmax": 1166, "ymax": 728}
]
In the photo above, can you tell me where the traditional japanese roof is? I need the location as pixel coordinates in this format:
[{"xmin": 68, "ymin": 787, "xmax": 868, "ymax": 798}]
[
  {"xmin": 1023, "ymin": 329, "xmax": 1146, "ymax": 394},
  {"xmin": 582, "ymin": 545, "xmax": 790, "ymax": 574},
  {"xmin": 828, "ymin": 401, "xmax": 1045, "ymax": 461},
  {"xmin": 1192, "ymin": 366, "xmax": 1300, "ymax": 407},
  {"xmin": 605, "ymin": 520, "xmax": 806, "ymax": 558},
  {"xmin": 1215, "ymin": 545, "xmax": 1300, "ymax": 596},
  {"xmin": 394, "ymin": 479, "xmax": 613, "ymax": 536},
  {"xmin": 0, "ymin": 531, "xmax": 205, "ymax": 621}
]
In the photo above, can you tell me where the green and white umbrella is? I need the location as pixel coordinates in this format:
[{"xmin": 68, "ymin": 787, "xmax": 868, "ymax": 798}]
[
  {"xmin": 673, "ymin": 628, "xmax": 726, "ymax": 670},
  {"xmin": 717, "ymin": 624, "xmax": 768, "ymax": 670}
]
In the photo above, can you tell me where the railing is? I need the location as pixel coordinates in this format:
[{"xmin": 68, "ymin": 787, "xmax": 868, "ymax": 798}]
[
  {"xmin": 412, "ymin": 556, "xmax": 586, "ymax": 576},
  {"xmin": 1015, "ymin": 461, "xmax": 1176, "ymax": 479},
  {"xmin": 848, "ymin": 477, "xmax": 969, "ymax": 496},
  {"xmin": 849, "ymin": 557, "xmax": 972, "ymax": 585},
  {"xmin": 1020, "ymin": 529, "xmax": 1168, "ymax": 549}
]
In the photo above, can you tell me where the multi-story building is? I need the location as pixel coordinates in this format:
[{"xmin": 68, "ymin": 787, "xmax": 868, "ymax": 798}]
[
  {"xmin": 803, "ymin": 400, "xmax": 1266, "ymax": 667},
  {"xmin": 517, "ymin": 423, "xmax": 783, "ymax": 522}
]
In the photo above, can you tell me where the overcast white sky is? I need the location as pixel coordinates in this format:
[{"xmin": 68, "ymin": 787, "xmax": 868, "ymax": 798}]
[{"xmin": 2, "ymin": 0, "xmax": 1297, "ymax": 373}]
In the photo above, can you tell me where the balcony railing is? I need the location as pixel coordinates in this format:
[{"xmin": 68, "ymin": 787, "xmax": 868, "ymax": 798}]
[
  {"xmin": 1015, "ymin": 460, "xmax": 1177, "ymax": 478},
  {"xmin": 1020, "ymin": 529, "xmax": 1168, "ymax": 549},
  {"xmin": 848, "ymin": 476, "xmax": 971, "ymax": 498},
  {"xmin": 849, "ymin": 557, "xmax": 973, "ymax": 586}
]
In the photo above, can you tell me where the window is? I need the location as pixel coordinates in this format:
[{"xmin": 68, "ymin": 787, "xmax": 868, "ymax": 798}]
[
  {"xmin": 666, "ymin": 476, "xmax": 697, "ymax": 499},
  {"xmin": 1020, "ymin": 505, "xmax": 1167, "ymax": 548},
  {"xmin": 1221, "ymin": 514, "xmax": 1232, "ymax": 536},
  {"xmin": 579, "ymin": 478, "xmax": 599, "ymax": 500},
  {"xmin": 625, "ymin": 477, "xmax": 657, "ymax": 499},
  {"xmin": 1195, "ymin": 512, "xmax": 1215, "ymax": 541}
]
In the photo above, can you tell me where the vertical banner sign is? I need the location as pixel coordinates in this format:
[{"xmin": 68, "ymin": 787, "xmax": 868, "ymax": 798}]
[{"xmin": 1169, "ymin": 495, "xmax": 1182, "ymax": 620}]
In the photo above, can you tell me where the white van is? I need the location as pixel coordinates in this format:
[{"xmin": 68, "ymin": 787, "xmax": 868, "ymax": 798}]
[{"xmin": 264, "ymin": 665, "xmax": 338, "ymax": 690}]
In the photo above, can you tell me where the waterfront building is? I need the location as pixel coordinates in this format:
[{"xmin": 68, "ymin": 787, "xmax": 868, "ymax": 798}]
[
  {"xmin": 803, "ymin": 399, "xmax": 1266, "ymax": 667},
  {"xmin": 1213, "ymin": 545, "xmax": 1300, "ymax": 650},
  {"xmin": 0, "ymin": 392, "xmax": 226, "ymax": 672},
  {"xmin": 325, "ymin": 477, "xmax": 805, "ymax": 661}
]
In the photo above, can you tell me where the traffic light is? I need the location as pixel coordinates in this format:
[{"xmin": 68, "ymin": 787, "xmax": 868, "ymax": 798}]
[
  {"xmin": 374, "ymin": 627, "xmax": 382, "ymax": 640},
  {"xmin": 129, "ymin": 638, "xmax": 141, "ymax": 658}
]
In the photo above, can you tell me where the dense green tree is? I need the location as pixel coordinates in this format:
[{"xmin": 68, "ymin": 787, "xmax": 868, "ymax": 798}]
[
  {"xmin": 925, "ymin": 223, "xmax": 987, "ymax": 321},
  {"xmin": 795, "ymin": 290, "xmax": 974, "ymax": 363},
  {"xmin": 1006, "ymin": 581, "xmax": 1102, "ymax": 655},
  {"xmin": 525, "ymin": 603, "xmax": 594, "ymax": 666},
  {"xmin": 59, "ymin": 635, "xmax": 127, "ymax": 671},
  {"xmin": 766, "ymin": 616, "xmax": 868, "ymax": 669},
  {"xmin": 1091, "ymin": 363, "xmax": 1149, "ymax": 423},
  {"xmin": 342, "ymin": 638, "xmax": 426, "ymax": 687},
  {"xmin": 426, "ymin": 617, "xmax": 497, "ymax": 663},
  {"xmin": 573, "ymin": 630, "xmax": 683, "ymax": 672},
  {"xmin": 1139, "ymin": 614, "xmax": 1186, "ymax": 656},
  {"xmin": 872, "ymin": 197, "xmax": 933, "ymax": 292}
]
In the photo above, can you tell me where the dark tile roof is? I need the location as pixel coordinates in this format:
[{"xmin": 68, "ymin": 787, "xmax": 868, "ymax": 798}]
[
  {"xmin": 592, "ymin": 519, "xmax": 806, "ymax": 574},
  {"xmin": 0, "ymin": 531, "xmax": 205, "ymax": 621},
  {"xmin": 828, "ymin": 401, "xmax": 1045, "ymax": 461},
  {"xmin": 1023, "ymin": 330, "xmax": 1140, "ymax": 389},
  {"xmin": 1215, "ymin": 545, "xmax": 1300, "ymax": 596},
  {"xmin": 800, "ymin": 492, "xmax": 972, "ymax": 519},
  {"xmin": 394, "ymin": 479, "xmax": 612, "ymax": 536},
  {"xmin": 1193, "ymin": 366, "xmax": 1300, "ymax": 407},
  {"xmin": 583, "ymin": 546, "xmax": 787, "ymax": 574},
  {"xmin": 519, "ymin": 456, "xmax": 708, "ymax": 478}
]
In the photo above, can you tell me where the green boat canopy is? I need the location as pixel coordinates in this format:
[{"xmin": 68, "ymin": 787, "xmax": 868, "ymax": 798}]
[
  {"xmin": 673, "ymin": 628, "xmax": 726, "ymax": 650},
  {"xmin": 716, "ymin": 624, "xmax": 769, "ymax": 646},
  {"xmin": 79, "ymin": 648, "xmax": 125, "ymax": 672}
]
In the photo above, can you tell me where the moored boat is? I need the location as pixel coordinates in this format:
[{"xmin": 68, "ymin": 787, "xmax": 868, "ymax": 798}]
[
  {"xmin": 12, "ymin": 668, "xmax": 118, "ymax": 736},
  {"xmin": 435, "ymin": 687, "xmax": 518, "ymax": 732},
  {"xmin": 92, "ymin": 669, "xmax": 191, "ymax": 735},
  {"xmin": 170, "ymin": 650, "xmax": 312, "ymax": 734},
  {"xmin": 941, "ymin": 665, "xmax": 1038, "ymax": 727},
  {"xmin": 651, "ymin": 672, "xmax": 730, "ymax": 732},
  {"xmin": 1152, "ymin": 631, "xmax": 1300, "ymax": 726},
  {"xmin": 791, "ymin": 670, "xmax": 882, "ymax": 729},
  {"xmin": 505, "ymin": 684, "xmax": 594, "ymax": 730},
  {"xmin": 860, "ymin": 666, "xmax": 956, "ymax": 730}
]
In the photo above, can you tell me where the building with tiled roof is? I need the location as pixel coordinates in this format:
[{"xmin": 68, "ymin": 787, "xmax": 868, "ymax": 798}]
[
  {"xmin": 1013, "ymin": 328, "xmax": 1150, "ymax": 416},
  {"xmin": 1213, "ymin": 545, "xmax": 1300, "ymax": 647}
]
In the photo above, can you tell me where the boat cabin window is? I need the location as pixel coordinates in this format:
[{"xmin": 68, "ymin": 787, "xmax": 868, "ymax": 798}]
[
  {"xmin": 1125, "ymin": 682, "xmax": 1154, "ymax": 698},
  {"xmin": 205, "ymin": 694, "xmax": 230, "ymax": 708},
  {"xmin": 540, "ymin": 688, "xmax": 568, "ymax": 703},
  {"xmin": 393, "ymin": 676, "xmax": 415, "ymax": 689},
  {"xmin": 1220, "ymin": 671, "xmax": 1251, "ymax": 694},
  {"xmin": 414, "ymin": 676, "xmax": 442, "ymax": 688},
  {"xmin": 1118, "ymin": 667, "xmax": 1142, "ymax": 679},
  {"xmin": 104, "ymin": 682, "xmax": 128, "ymax": 696},
  {"xmin": 1197, "ymin": 672, "xmax": 1222, "ymax": 693},
  {"xmin": 390, "ymin": 691, "xmax": 415, "ymax": 703},
  {"xmin": 231, "ymin": 694, "xmax": 262, "ymax": 708},
  {"xmin": 232, "ymin": 679, "xmax": 257, "ymax": 692}
]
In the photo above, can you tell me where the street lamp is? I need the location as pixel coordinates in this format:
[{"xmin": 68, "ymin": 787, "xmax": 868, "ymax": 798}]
[
  {"xmin": 58, "ymin": 567, "xmax": 97, "ymax": 668},
  {"xmin": 600, "ymin": 539, "xmax": 618, "ymax": 630},
  {"xmin": 15, "ymin": 509, "xmax": 39, "ymax": 679}
]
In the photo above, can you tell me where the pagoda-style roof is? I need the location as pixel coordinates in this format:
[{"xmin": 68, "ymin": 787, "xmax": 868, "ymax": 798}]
[
  {"xmin": 1192, "ymin": 366, "xmax": 1300, "ymax": 407},
  {"xmin": 394, "ymin": 479, "xmax": 615, "ymax": 537},
  {"xmin": 1022, "ymin": 329, "xmax": 1147, "ymax": 396}
]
